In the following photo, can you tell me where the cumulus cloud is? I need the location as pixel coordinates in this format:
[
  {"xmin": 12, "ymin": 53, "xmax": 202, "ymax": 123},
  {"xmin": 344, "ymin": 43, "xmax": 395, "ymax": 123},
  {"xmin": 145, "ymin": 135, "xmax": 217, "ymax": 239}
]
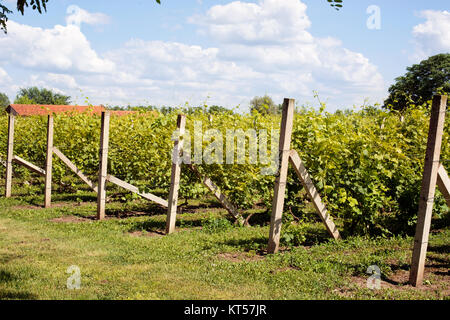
[
  {"xmin": 191, "ymin": 0, "xmax": 384, "ymax": 107},
  {"xmin": 66, "ymin": 5, "xmax": 111, "ymax": 27},
  {"xmin": 411, "ymin": 10, "xmax": 450, "ymax": 61},
  {"xmin": 0, "ymin": 67, "xmax": 12, "ymax": 85},
  {"xmin": 0, "ymin": 21, "xmax": 115, "ymax": 74},
  {"xmin": 0, "ymin": 1, "xmax": 385, "ymax": 109},
  {"xmin": 105, "ymin": 39, "xmax": 260, "ymax": 83},
  {"xmin": 192, "ymin": 0, "xmax": 312, "ymax": 45}
]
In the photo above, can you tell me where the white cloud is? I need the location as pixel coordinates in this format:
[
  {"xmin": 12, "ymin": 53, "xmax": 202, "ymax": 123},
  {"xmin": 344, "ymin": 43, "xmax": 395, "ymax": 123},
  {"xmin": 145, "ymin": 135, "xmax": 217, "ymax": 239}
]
[
  {"xmin": 411, "ymin": 10, "xmax": 450, "ymax": 61},
  {"xmin": 192, "ymin": 0, "xmax": 312, "ymax": 45},
  {"xmin": 0, "ymin": 21, "xmax": 115, "ymax": 74},
  {"xmin": 0, "ymin": 67, "xmax": 12, "ymax": 85},
  {"xmin": 85, "ymin": 39, "xmax": 263, "ymax": 106},
  {"xmin": 45, "ymin": 73, "xmax": 79, "ymax": 89},
  {"xmin": 0, "ymin": 2, "xmax": 385, "ymax": 110},
  {"xmin": 105, "ymin": 39, "xmax": 259, "ymax": 83},
  {"xmin": 191, "ymin": 0, "xmax": 384, "ymax": 108},
  {"xmin": 66, "ymin": 5, "xmax": 111, "ymax": 27},
  {"xmin": 0, "ymin": 67, "xmax": 19, "ymax": 101}
]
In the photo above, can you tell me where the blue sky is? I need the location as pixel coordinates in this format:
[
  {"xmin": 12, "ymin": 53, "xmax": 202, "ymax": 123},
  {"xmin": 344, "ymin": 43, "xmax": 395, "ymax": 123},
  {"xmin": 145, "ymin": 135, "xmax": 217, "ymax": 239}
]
[{"xmin": 0, "ymin": 0, "xmax": 449, "ymax": 111}]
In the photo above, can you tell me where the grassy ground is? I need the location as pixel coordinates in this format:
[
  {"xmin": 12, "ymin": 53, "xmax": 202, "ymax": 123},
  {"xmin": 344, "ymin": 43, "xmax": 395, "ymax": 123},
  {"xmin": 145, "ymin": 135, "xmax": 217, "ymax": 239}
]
[{"xmin": 0, "ymin": 178, "xmax": 448, "ymax": 300}]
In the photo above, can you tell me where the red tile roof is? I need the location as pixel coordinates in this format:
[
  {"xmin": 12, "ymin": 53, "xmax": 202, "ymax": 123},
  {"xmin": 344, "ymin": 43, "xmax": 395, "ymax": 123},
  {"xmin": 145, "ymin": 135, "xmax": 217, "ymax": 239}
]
[
  {"xmin": 5, "ymin": 105, "xmax": 160, "ymax": 118},
  {"xmin": 6, "ymin": 104, "xmax": 106, "ymax": 116}
]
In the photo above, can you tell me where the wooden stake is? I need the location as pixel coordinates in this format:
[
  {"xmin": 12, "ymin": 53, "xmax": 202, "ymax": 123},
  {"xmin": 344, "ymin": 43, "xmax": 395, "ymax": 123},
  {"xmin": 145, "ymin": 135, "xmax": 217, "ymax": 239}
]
[
  {"xmin": 53, "ymin": 147, "xmax": 98, "ymax": 193},
  {"xmin": 13, "ymin": 156, "xmax": 46, "ymax": 176},
  {"xmin": 5, "ymin": 113, "xmax": 15, "ymax": 198},
  {"xmin": 44, "ymin": 115, "xmax": 54, "ymax": 208},
  {"xmin": 437, "ymin": 164, "xmax": 450, "ymax": 208},
  {"xmin": 97, "ymin": 111, "xmax": 110, "ymax": 220},
  {"xmin": 268, "ymin": 98, "xmax": 295, "ymax": 254},
  {"xmin": 409, "ymin": 95, "xmax": 447, "ymax": 287},
  {"xmin": 289, "ymin": 149, "xmax": 340, "ymax": 240},
  {"xmin": 166, "ymin": 114, "xmax": 186, "ymax": 234},
  {"xmin": 106, "ymin": 174, "xmax": 168, "ymax": 207},
  {"xmin": 188, "ymin": 164, "xmax": 242, "ymax": 222}
]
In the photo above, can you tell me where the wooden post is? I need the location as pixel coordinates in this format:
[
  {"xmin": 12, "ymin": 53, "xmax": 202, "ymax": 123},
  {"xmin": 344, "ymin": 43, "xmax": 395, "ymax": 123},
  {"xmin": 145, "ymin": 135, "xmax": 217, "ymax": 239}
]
[
  {"xmin": 166, "ymin": 114, "xmax": 186, "ymax": 234},
  {"xmin": 53, "ymin": 147, "xmax": 98, "ymax": 193},
  {"xmin": 289, "ymin": 149, "xmax": 340, "ymax": 240},
  {"xmin": 97, "ymin": 111, "xmax": 110, "ymax": 220},
  {"xmin": 409, "ymin": 95, "xmax": 447, "ymax": 287},
  {"xmin": 267, "ymin": 98, "xmax": 295, "ymax": 254},
  {"xmin": 106, "ymin": 174, "xmax": 168, "ymax": 207},
  {"xmin": 188, "ymin": 164, "xmax": 243, "ymax": 223},
  {"xmin": 44, "ymin": 115, "xmax": 54, "ymax": 208},
  {"xmin": 13, "ymin": 156, "xmax": 46, "ymax": 176},
  {"xmin": 5, "ymin": 113, "xmax": 15, "ymax": 198},
  {"xmin": 437, "ymin": 164, "xmax": 450, "ymax": 208}
]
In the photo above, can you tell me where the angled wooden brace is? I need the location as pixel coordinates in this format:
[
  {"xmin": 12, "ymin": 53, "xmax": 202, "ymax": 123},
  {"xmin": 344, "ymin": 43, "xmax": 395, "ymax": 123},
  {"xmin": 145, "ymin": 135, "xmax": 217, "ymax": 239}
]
[
  {"xmin": 289, "ymin": 149, "xmax": 340, "ymax": 240},
  {"xmin": 437, "ymin": 164, "xmax": 450, "ymax": 208},
  {"xmin": 188, "ymin": 163, "xmax": 243, "ymax": 223}
]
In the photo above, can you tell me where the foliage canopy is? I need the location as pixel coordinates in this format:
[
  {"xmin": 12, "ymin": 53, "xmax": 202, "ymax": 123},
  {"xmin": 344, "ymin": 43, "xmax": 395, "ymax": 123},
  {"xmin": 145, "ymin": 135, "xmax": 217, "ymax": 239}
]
[
  {"xmin": 250, "ymin": 95, "xmax": 281, "ymax": 115},
  {"xmin": 0, "ymin": 92, "xmax": 10, "ymax": 108},
  {"xmin": 14, "ymin": 87, "xmax": 71, "ymax": 105},
  {"xmin": 384, "ymin": 53, "xmax": 450, "ymax": 111},
  {"xmin": 1, "ymin": 101, "xmax": 447, "ymax": 237}
]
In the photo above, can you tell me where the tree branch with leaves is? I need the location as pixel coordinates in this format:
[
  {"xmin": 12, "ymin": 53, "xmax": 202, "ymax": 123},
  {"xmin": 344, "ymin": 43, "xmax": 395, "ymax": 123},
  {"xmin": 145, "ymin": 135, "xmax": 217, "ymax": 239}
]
[{"xmin": 1, "ymin": 0, "xmax": 49, "ymax": 32}]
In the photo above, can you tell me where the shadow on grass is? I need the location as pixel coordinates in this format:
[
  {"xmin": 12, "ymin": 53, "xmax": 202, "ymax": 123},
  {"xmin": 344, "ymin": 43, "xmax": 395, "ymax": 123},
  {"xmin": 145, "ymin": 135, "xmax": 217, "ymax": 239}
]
[
  {"xmin": 127, "ymin": 220, "xmax": 166, "ymax": 232},
  {"xmin": 302, "ymin": 229, "xmax": 334, "ymax": 246},
  {"xmin": 428, "ymin": 244, "xmax": 450, "ymax": 254},
  {"xmin": 179, "ymin": 199, "xmax": 223, "ymax": 211},
  {"xmin": 0, "ymin": 289, "xmax": 38, "ymax": 300},
  {"xmin": 0, "ymin": 270, "xmax": 37, "ymax": 299},
  {"xmin": 426, "ymin": 255, "xmax": 450, "ymax": 269},
  {"xmin": 67, "ymin": 202, "xmax": 167, "ymax": 220},
  {"xmin": 431, "ymin": 210, "xmax": 450, "ymax": 230},
  {"xmin": 244, "ymin": 211, "xmax": 270, "ymax": 227},
  {"xmin": 51, "ymin": 193, "xmax": 97, "ymax": 203},
  {"xmin": 0, "ymin": 270, "xmax": 17, "ymax": 283},
  {"xmin": 0, "ymin": 254, "xmax": 25, "ymax": 264},
  {"xmin": 127, "ymin": 216, "xmax": 204, "ymax": 233},
  {"xmin": 104, "ymin": 204, "xmax": 167, "ymax": 219},
  {"xmin": 219, "ymin": 237, "xmax": 268, "ymax": 252}
]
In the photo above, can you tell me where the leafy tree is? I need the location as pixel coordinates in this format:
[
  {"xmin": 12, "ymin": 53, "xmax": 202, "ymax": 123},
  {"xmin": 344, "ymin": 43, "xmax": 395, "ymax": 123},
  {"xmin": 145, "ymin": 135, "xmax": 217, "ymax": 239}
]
[
  {"xmin": 14, "ymin": 87, "xmax": 71, "ymax": 105},
  {"xmin": 384, "ymin": 53, "xmax": 450, "ymax": 111},
  {"xmin": 0, "ymin": 92, "xmax": 10, "ymax": 108},
  {"xmin": 208, "ymin": 105, "xmax": 233, "ymax": 114},
  {"xmin": 1, "ymin": 0, "xmax": 48, "ymax": 32},
  {"xmin": 1, "ymin": 0, "xmax": 342, "ymax": 33},
  {"xmin": 250, "ymin": 95, "xmax": 281, "ymax": 115}
]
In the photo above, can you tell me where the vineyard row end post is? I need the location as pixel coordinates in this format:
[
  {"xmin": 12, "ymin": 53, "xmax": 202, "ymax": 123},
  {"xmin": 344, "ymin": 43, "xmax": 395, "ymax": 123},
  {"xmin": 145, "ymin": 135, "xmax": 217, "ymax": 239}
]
[
  {"xmin": 97, "ymin": 111, "xmax": 110, "ymax": 220},
  {"xmin": 44, "ymin": 115, "xmax": 54, "ymax": 208},
  {"xmin": 166, "ymin": 114, "xmax": 186, "ymax": 234},
  {"xmin": 5, "ymin": 113, "xmax": 15, "ymax": 198},
  {"xmin": 268, "ymin": 98, "xmax": 295, "ymax": 254},
  {"xmin": 409, "ymin": 95, "xmax": 447, "ymax": 286}
]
